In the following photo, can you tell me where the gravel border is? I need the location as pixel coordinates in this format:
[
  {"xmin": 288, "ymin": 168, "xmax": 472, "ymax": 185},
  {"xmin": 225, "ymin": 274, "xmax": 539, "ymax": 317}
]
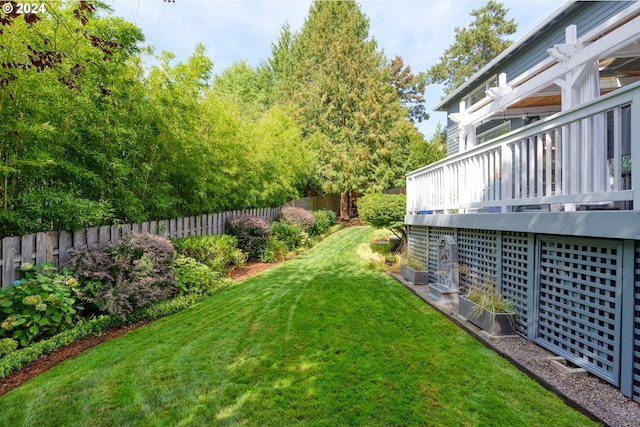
[{"xmin": 391, "ymin": 274, "xmax": 640, "ymax": 427}]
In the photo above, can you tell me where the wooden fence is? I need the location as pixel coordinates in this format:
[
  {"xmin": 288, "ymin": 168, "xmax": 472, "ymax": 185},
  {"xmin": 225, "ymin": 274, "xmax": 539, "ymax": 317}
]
[{"xmin": 0, "ymin": 206, "xmax": 287, "ymax": 288}]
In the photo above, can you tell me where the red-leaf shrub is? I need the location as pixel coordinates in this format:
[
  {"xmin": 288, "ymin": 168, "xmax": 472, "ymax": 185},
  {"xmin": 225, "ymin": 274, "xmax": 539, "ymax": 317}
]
[
  {"xmin": 279, "ymin": 206, "xmax": 315, "ymax": 231},
  {"xmin": 64, "ymin": 233, "xmax": 176, "ymax": 320},
  {"xmin": 225, "ymin": 215, "xmax": 271, "ymax": 259}
]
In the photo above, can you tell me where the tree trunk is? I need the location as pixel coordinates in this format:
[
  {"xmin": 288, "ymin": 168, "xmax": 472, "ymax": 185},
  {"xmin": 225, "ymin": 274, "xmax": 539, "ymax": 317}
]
[{"xmin": 339, "ymin": 191, "xmax": 350, "ymax": 221}]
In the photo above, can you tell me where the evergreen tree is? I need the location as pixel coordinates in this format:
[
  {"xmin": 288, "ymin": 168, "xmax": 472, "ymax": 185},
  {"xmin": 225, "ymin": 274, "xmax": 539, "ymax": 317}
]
[
  {"xmin": 426, "ymin": 0, "xmax": 517, "ymax": 95},
  {"xmin": 275, "ymin": 0, "xmax": 422, "ymax": 219}
]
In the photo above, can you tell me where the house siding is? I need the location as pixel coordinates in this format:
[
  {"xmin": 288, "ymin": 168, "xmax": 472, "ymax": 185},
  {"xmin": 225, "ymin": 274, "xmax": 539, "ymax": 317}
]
[{"xmin": 503, "ymin": 1, "xmax": 634, "ymax": 80}]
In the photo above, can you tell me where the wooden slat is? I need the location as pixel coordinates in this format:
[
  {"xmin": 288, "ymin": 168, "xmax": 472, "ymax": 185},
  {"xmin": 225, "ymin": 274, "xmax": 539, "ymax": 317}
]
[
  {"xmin": 21, "ymin": 233, "xmax": 35, "ymax": 265},
  {"xmin": 159, "ymin": 220, "xmax": 168, "ymax": 238},
  {"xmin": 35, "ymin": 232, "xmax": 53, "ymax": 265},
  {"xmin": 74, "ymin": 229, "xmax": 86, "ymax": 248},
  {"xmin": 59, "ymin": 231, "xmax": 73, "ymax": 266},
  {"xmin": 99, "ymin": 225, "xmax": 110, "ymax": 243},
  {"xmin": 87, "ymin": 227, "xmax": 99, "ymax": 245},
  {"xmin": 2, "ymin": 236, "xmax": 19, "ymax": 287}
]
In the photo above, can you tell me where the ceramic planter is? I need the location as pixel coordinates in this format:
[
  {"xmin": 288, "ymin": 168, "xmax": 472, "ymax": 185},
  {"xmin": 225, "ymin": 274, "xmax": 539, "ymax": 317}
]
[
  {"xmin": 458, "ymin": 295, "xmax": 516, "ymax": 336},
  {"xmin": 400, "ymin": 265, "xmax": 429, "ymax": 285}
]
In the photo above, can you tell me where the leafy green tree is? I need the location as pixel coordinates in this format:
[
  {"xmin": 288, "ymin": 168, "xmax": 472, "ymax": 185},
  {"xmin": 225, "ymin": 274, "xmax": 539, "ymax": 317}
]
[
  {"xmin": 426, "ymin": 0, "xmax": 517, "ymax": 95},
  {"xmin": 274, "ymin": 0, "xmax": 421, "ymax": 219},
  {"xmin": 388, "ymin": 56, "xmax": 428, "ymax": 123},
  {"xmin": 408, "ymin": 123, "xmax": 447, "ymax": 170},
  {"xmin": 0, "ymin": 2, "xmax": 146, "ymax": 234}
]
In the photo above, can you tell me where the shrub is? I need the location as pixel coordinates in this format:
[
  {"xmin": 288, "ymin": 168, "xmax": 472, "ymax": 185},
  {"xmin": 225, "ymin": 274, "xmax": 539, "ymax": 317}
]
[
  {"xmin": 64, "ymin": 233, "xmax": 176, "ymax": 320},
  {"xmin": 0, "ymin": 338, "xmax": 18, "ymax": 357},
  {"xmin": 0, "ymin": 263, "xmax": 83, "ymax": 347},
  {"xmin": 358, "ymin": 193, "xmax": 407, "ymax": 240},
  {"xmin": 270, "ymin": 221, "xmax": 303, "ymax": 251},
  {"xmin": 279, "ymin": 206, "xmax": 315, "ymax": 231},
  {"xmin": 172, "ymin": 255, "xmax": 226, "ymax": 295},
  {"xmin": 225, "ymin": 215, "xmax": 271, "ymax": 259},
  {"xmin": 259, "ymin": 237, "xmax": 289, "ymax": 263},
  {"xmin": 311, "ymin": 209, "xmax": 337, "ymax": 235},
  {"xmin": 173, "ymin": 234, "xmax": 247, "ymax": 274}
]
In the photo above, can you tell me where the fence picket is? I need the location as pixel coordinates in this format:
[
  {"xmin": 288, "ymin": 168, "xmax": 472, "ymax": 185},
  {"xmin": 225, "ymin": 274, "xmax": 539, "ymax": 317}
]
[
  {"xmin": 35, "ymin": 232, "xmax": 52, "ymax": 265},
  {"xmin": 99, "ymin": 226, "xmax": 110, "ymax": 243},
  {"xmin": 74, "ymin": 230, "xmax": 86, "ymax": 248},
  {"xmin": 87, "ymin": 227, "xmax": 99, "ymax": 245},
  {"xmin": 59, "ymin": 231, "xmax": 73, "ymax": 266},
  {"xmin": 159, "ymin": 220, "xmax": 168, "ymax": 238},
  {"xmin": 2, "ymin": 236, "xmax": 19, "ymax": 287},
  {"xmin": 21, "ymin": 234, "xmax": 34, "ymax": 265},
  {"xmin": 0, "ymin": 197, "xmax": 333, "ymax": 286},
  {"xmin": 149, "ymin": 221, "xmax": 158, "ymax": 236}
]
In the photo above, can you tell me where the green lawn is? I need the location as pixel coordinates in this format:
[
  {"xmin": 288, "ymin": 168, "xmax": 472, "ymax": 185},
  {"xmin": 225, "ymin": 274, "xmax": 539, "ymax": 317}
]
[{"xmin": 0, "ymin": 227, "xmax": 597, "ymax": 426}]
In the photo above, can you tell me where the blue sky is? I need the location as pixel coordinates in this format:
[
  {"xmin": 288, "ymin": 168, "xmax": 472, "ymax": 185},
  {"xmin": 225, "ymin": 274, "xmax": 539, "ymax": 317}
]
[{"xmin": 107, "ymin": 0, "xmax": 566, "ymax": 138}]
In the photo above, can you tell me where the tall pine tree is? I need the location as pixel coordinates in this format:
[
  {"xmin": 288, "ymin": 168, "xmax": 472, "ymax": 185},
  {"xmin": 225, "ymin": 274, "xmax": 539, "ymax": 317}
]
[
  {"xmin": 426, "ymin": 0, "xmax": 517, "ymax": 95},
  {"xmin": 274, "ymin": 0, "xmax": 422, "ymax": 219}
]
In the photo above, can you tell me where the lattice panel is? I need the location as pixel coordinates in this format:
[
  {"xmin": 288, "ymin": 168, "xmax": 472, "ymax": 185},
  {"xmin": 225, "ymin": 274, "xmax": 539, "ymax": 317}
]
[
  {"xmin": 407, "ymin": 226, "xmax": 429, "ymax": 270},
  {"xmin": 536, "ymin": 237, "xmax": 621, "ymax": 385},
  {"xmin": 501, "ymin": 232, "xmax": 531, "ymax": 336},
  {"xmin": 457, "ymin": 229, "xmax": 497, "ymax": 294},
  {"xmin": 427, "ymin": 227, "xmax": 455, "ymax": 282},
  {"xmin": 633, "ymin": 242, "xmax": 640, "ymax": 403}
]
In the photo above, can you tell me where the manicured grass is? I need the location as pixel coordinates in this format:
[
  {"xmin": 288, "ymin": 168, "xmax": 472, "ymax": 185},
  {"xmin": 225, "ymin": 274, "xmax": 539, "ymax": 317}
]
[{"xmin": 0, "ymin": 227, "xmax": 597, "ymax": 426}]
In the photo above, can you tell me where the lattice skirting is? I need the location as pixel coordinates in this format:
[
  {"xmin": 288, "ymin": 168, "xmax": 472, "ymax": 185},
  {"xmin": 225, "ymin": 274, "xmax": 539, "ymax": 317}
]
[{"xmin": 407, "ymin": 225, "xmax": 640, "ymax": 402}]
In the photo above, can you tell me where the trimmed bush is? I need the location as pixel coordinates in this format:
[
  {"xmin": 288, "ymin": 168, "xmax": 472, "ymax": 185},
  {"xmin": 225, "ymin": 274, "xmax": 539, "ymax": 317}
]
[
  {"xmin": 0, "ymin": 263, "xmax": 83, "ymax": 347},
  {"xmin": 0, "ymin": 338, "xmax": 18, "ymax": 357},
  {"xmin": 270, "ymin": 221, "xmax": 303, "ymax": 251},
  {"xmin": 64, "ymin": 233, "xmax": 176, "ymax": 320},
  {"xmin": 225, "ymin": 215, "xmax": 271, "ymax": 259},
  {"xmin": 311, "ymin": 209, "xmax": 337, "ymax": 235},
  {"xmin": 173, "ymin": 234, "xmax": 247, "ymax": 274},
  {"xmin": 279, "ymin": 206, "xmax": 315, "ymax": 231},
  {"xmin": 358, "ymin": 193, "xmax": 407, "ymax": 240}
]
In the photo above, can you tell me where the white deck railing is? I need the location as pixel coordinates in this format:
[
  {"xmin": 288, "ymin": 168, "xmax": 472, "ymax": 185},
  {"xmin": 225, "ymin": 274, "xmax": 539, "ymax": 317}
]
[{"xmin": 407, "ymin": 81, "xmax": 640, "ymax": 215}]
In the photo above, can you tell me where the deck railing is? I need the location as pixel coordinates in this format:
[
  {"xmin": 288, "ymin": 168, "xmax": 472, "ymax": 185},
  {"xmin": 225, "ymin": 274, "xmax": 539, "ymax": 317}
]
[{"xmin": 407, "ymin": 81, "xmax": 640, "ymax": 215}]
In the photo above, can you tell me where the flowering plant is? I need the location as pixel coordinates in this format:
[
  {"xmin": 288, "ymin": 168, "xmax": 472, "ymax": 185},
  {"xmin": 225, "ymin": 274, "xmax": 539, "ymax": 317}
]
[{"xmin": 0, "ymin": 263, "xmax": 82, "ymax": 347}]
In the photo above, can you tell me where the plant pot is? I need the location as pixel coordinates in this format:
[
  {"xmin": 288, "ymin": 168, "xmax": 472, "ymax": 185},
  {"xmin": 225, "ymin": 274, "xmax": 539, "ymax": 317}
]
[
  {"xmin": 400, "ymin": 265, "xmax": 429, "ymax": 285},
  {"xmin": 458, "ymin": 295, "xmax": 515, "ymax": 336}
]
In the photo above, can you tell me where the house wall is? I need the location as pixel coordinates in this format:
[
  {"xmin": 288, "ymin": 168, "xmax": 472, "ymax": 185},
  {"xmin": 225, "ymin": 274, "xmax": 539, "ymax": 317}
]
[
  {"xmin": 406, "ymin": 218, "xmax": 640, "ymax": 402},
  {"xmin": 502, "ymin": 1, "xmax": 632, "ymax": 80}
]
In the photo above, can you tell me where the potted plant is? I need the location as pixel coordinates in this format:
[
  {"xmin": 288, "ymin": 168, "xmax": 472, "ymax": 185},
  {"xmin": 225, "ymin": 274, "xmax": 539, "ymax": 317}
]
[
  {"xmin": 458, "ymin": 278, "xmax": 516, "ymax": 336},
  {"xmin": 400, "ymin": 257, "xmax": 429, "ymax": 285}
]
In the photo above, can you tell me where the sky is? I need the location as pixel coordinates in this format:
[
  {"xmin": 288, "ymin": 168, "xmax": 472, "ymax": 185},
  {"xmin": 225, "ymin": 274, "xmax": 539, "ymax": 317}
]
[{"xmin": 106, "ymin": 0, "xmax": 567, "ymax": 138}]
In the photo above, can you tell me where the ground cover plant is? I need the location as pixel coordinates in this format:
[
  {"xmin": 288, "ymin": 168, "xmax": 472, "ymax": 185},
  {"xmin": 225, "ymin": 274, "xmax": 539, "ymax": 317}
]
[{"xmin": 0, "ymin": 227, "xmax": 597, "ymax": 426}]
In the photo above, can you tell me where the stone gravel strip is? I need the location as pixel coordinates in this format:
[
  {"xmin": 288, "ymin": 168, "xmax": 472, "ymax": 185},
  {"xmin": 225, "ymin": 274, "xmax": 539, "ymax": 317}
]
[{"xmin": 391, "ymin": 274, "xmax": 640, "ymax": 427}]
